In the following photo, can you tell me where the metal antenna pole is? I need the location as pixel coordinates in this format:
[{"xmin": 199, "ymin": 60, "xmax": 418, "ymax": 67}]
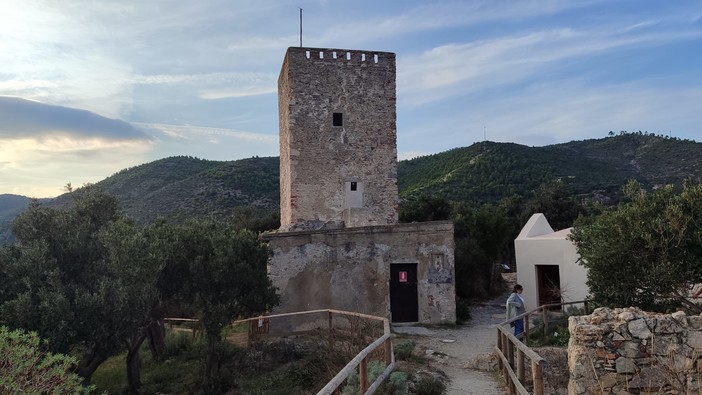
[{"xmin": 299, "ymin": 8, "xmax": 303, "ymax": 47}]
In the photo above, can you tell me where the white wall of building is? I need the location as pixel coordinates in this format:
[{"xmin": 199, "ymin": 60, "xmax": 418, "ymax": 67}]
[{"xmin": 514, "ymin": 214, "xmax": 589, "ymax": 311}]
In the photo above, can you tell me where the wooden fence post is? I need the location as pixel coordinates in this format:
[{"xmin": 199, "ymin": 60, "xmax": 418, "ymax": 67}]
[
  {"xmin": 496, "ymin": 328, "xmax": 503, "ymax": 371},
  {"xmin": 524, "ymin": 315, "xmax": 530, "ymax": 346},
  {"xmin": 248, "ymin": 320, "xmax": 254, "ymax": 343},
  {"xmin": 584, "ymin": 301, "xmax": 590, "ymax": 315},
  {"xmin": 532, "ymin": 360, "xmax": 544, "ymax": 395},
  {"xmin": 507, "ymin": 337, "xmax": 514, "ymax": 370},
  {"xmin": 542, "ymin": 309, "xmax": 549, "ymax": 336},
  {"xmin": 518, "ymin": 349, "xmax": 525, "ymax": 383},
  {"xmin": 384, "ymin": 338, "xmax": 392, "ymax": 365},
  {"xmin": 328, "ymin": 311, "xmax": 333, "ymax": 351},
  {"xmin": 359, "ymin": 356, "xmax": 368, "ymax": 394}
]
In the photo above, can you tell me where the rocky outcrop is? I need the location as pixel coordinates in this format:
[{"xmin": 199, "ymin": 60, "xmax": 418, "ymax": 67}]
[{"xmin": 568, "ymin": 307, "xmax": 702, "ymax": 394}]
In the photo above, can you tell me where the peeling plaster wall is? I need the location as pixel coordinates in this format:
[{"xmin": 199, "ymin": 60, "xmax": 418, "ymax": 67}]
[
  {"xmin": 263, "ymin": 221, "xmax": 456, "ymax": 324},
  {"xmin": 277, "ymin": 47, "xmax": 398, "ymax": 230}
]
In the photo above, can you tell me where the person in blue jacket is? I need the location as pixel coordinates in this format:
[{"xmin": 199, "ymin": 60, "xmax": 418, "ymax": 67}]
[{"xmin": 506, "ymin": 284, "xmax": 526, "ymax": 340}]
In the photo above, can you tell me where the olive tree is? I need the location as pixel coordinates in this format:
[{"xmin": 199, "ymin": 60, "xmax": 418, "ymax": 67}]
[
  {"xmin": 164, "ymin": 219, "xmax": 279, "ymax": 389},
  {"xmin": 0, "ymin": 187, "xmax": 162, "ymax": 389},
  {"xmin": 570, "ymin": 181, "xmax": 702, "ymax": 312}
]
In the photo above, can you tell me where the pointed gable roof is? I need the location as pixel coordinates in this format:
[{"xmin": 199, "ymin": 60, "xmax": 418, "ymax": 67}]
[{"xmin": 516, "ymin": 213, "xmax": 555, "ymax": 240}]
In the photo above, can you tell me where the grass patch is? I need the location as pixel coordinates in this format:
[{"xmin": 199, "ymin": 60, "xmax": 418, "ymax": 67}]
[
  {"xmin": 93, "ymin": 333, "xmax": 206, "ymax": 394},
  {"xmin": 92, "ymin": 332, "xmax": 350, "ymax": 394},
  {"xmin": 527, "ymin": 324, "xmax": 570, "ymax": 347}
]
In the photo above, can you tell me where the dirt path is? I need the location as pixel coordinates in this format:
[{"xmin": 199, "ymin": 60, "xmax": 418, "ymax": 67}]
[{"xmin": 394, "ymin": 280, "xmax": 513, "ymax": 394}]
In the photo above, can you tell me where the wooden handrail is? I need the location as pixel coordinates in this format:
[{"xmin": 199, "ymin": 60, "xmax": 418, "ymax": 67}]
[
  {"xmin": 503, "ymin": 300, "xmax": 589, "ymax": 345},
  {"xmin": 168, "ymin": 309, "xmax": 393, "ymax": 395},
  {"xmin": 496, "ymin": 300, "xmax": 588, "ymax": 394}
]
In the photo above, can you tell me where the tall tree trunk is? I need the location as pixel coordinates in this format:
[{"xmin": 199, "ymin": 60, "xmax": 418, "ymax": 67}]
[
  {"xmin": 146, "ymin": 320, "xmax": 166, "ymax": 361},
  {"xmin": 204, "ymin": 335, "xmax": 218, "ymax": 390},
  {"xmin": 126, "ymin": 331, "xmax": 148, "ymax": 394},
  {"xmin": 76, "ymin": 345, "xmax": 107, "ymax": 385}
]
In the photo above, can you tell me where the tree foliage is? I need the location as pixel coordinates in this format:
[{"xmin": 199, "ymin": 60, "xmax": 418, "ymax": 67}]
[
  {"xmin": 0, "ymin": 326, "xmax": 95, "ymax": 394},
  {"xmin": 0, "ymin": 187, "xmax": 281, "ymax": 391},
  {"xmin": 399, "ymin": 195, "xmax": 451, "ymax": 223},
  {"xmin": 161, "ymin": 220, "xmax": 279, "ymax": 388},
  {"xmin": 0, "ymin": 186, "xmax": 163, "ymax": 388},
  {"xmin": 1, "ymin": 188, "xmax": 124, "ymax": 379},
  {"xmin": 524, "ymin": 181, "xmax": 585, "ymax": 231},
  {"xmin": 453, "ymin": 202, "xmax": 516, "ymax": 299},
  {"xmin": 570, "ymin": 181, "xmax": 702, "ymax": 312}
]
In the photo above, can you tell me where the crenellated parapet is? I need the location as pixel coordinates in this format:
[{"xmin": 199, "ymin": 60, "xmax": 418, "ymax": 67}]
[{"xmin": 290, "ymin": 47, "xmax": 395, "ymax": 66}]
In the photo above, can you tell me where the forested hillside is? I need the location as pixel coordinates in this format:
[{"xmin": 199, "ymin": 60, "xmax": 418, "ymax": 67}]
[
  {"xmin": 2, "ymin": 134, "xmax": 701, "ymax": 233},
  {"xmin": 0, "ymin": 194, "xmax": 32, "ymax": 244},
  {"xmin": 398, "ymin": 133, "xmax": 702, "ymax": 204},
  {"xmin": 51, "ymin": 156, "xmax": 280, "ymax": 223}
]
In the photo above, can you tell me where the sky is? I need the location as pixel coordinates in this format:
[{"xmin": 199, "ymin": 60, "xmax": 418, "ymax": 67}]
[{"xmin": 1, "ymin": 0, "xmax": 701, "ymax": 198}]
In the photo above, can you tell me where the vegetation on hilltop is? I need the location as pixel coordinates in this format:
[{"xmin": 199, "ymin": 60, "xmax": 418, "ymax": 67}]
[
  {"xmin": 3, "ymin": 134, "xmax": 700, "ymax": 233},
  {"xmin": 0, "ymin": 194, "xmax": 32, "ymax": 244},
  {"xmin": 398, "ymin": 133, "xmax": 702, "ymax": 205},
  {"xmin": 50, "ymin": 155, "xmax": 280, "ymax": 224}
]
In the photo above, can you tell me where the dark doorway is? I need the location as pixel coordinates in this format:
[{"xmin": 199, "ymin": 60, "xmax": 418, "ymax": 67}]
[
  {"xmin": 390, "ymin": 263, "xmax": 418, "ymax": 322},
  {"xmin": 536, "ymin": 265, "xmax": 561, "ymax": 308}
]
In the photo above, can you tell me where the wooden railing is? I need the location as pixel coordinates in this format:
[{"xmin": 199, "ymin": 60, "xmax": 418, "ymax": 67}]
[
  {"xmin": 167, "ymin": 309, "xmax": 394, "ymax": 395},
  {"xmin": 496, "ymin": 300, "xmax": 589, "ymax": 395},
  {"xmin": 521, "ymin": 300, "xmax": 589, "ymax": 346},
  {"xmin": 163, "ymin": 317, "xmax": 202, "ymax": 339}
]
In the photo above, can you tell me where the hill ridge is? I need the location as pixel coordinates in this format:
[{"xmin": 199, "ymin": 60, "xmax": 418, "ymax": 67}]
[{"xmin": 1, "ymin": 134, "xmax": 700, "ymax": 241}]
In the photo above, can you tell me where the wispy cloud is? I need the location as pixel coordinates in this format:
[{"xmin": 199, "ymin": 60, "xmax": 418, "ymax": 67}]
[
  {"xmin": 0, "ymin": 97, "xmax": 149, "ymax": 140},
  {"xmin": 198, "ymin": 86, "xmax": 277, "ymax": 99},
  {"xmin": 399, "ymin": 79, "xmax": 702, "ymax": 153},
  {"xmin": 135, "ymin": 123, "xmax": 277, "ymax": 143},
  {"xmin": 316, "ymin": 0, "xmax": 605, "ymax": 46},
  {"xmin": 398, "ymin": 22, "xmax": 702, "ymax": 106},
  {"xmin": 1, "ymin": 0, "xmax": 700, "ymax": 196}
]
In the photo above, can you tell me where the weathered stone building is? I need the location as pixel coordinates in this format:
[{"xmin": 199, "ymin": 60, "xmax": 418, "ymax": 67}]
[{"xmin": 264, "ymin": 47, "xmax": 456, "ymax": 323}]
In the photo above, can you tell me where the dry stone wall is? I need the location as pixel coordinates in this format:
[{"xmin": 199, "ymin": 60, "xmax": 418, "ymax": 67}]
[{"xmin": 568, "ymin": 307, "xmax": 702, "ymax": 394}]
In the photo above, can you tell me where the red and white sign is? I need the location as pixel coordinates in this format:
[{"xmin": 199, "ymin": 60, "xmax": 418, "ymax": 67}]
[{"xmin": 399, "ymin": 271, "xmax": 407, "ymax": 282}]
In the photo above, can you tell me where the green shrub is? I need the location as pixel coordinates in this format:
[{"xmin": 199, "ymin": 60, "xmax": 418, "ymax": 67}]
[
  {"xmin": 342, "ymin": 360, "xmax": 388, "ymax": 395},
  {"xmin": 565, "ymin": 305, "xmax": 586, "ymax": 317},
  {"xmin": 0, "ymin": 326, "xmax": 95, "ymax": 394},
  {"xmin": 393, "ymin": 340, "xmax": 416, "ymax": 361},
  {"xmin": 164, "ymin": 331, "xmax": 195, "ymax": 357},
  {"xmin": 383, "ymin": 371, "xmax": 409, "ymax": 395},
  {"xmin": 414, "ymin": 376, "xmax": 446, "ymax": 395},
  {"xmin": 527, "ymin": 324, "xmax": 570, "ymax": 347},
  {"xmin": 553, "ymin": 329, "xmax": 570, "ymax": 347}
]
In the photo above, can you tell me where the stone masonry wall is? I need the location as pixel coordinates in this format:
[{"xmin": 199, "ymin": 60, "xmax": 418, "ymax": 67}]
[
  {"xmin": 263, "ymin": 221, "xmax": 455, "ymax": 324},
  {"xmin": 278, "ymin": 47, "xmax": 398, "ymax": 230},
  {"xmin": 568, "ymin": 307, "xmax": 702, "ymax": 394}
]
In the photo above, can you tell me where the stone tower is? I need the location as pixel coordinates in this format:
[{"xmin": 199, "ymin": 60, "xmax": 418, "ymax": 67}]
[{"xmin": 278, "ymin": 47, "xmax": 399, "ymax": 231}]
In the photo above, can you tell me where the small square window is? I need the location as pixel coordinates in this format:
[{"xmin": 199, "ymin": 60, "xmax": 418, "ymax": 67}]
[
  {"xmin": 333, "ymin": 112, "xmax": 343, "ymax": 127},
  {"xmin": 350, "ymin": 182, "xmax": 357, "ymax": 191}
]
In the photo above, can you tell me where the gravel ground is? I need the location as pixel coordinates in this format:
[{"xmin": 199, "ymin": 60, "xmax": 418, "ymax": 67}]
[{"xmin": 394, "ymin": 276, "xmax": 514, "ymax": 394}]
